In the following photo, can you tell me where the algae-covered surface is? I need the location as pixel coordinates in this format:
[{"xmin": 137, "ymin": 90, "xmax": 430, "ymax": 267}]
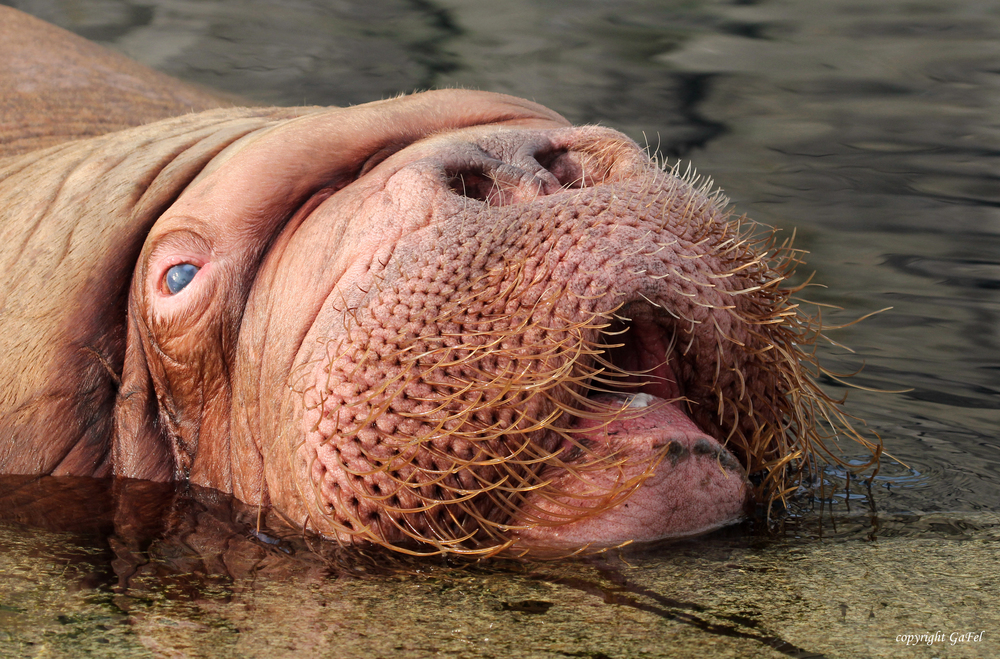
[
  {"xmin": 0, "ymin": 492, "xmax": 1000, "ymax": 658},
  {"xmin": 0, "ymin": 479, "xmax": 997, "ymax": 658}
]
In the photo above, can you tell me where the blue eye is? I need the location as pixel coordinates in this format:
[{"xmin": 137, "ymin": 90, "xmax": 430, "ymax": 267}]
[{"xmin": 164, "ymin": 263, "xmax": 200, "ymax": 295}]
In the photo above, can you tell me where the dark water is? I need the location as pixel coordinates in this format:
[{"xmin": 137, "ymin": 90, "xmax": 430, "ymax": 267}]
[{"xmin": 1, "ymin": 0, "xmax": 998, "ymax": 657}]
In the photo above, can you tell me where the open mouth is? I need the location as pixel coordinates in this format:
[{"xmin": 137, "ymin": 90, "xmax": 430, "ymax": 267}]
[
  {"xmin": 504, "ymin": 295, "xmax": 753, "ymax": 551},
  {"xmin": 553, "ymin": 299, "xmax": 694, "ymax": 462},
  {"xmin": 594, "ymin": 302, "xmax": 685, "ymax": 403}
]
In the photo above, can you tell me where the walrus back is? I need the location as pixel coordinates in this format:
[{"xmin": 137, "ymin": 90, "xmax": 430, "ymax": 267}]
[{"xmin": 0, "ymin": 6, "xmax": 231, "ymax": 159}]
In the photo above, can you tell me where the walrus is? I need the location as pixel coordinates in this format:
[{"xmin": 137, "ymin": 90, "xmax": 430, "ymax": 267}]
[{"xmin": 0, "ymin": 7, "xmax": 878, "ymax": 556}]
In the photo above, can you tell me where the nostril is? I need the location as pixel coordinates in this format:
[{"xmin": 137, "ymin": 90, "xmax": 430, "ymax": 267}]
[
  {"xmin": 536, "ymin": 149, "xmax": 576, "ymax": 189},
  {"xmin": 446, "ymin": 160, "xmax": 545, "ymax": 206},
  {"xmin": 446, "ymin": 152, "xmax": 598, "ymax": 203},
  {"xmin": 444, "ymin": 134, "xmax": 634, "ymax": 205},
  {"xmin": 448, "ymin": 169, "xmax": 499, "ymax": 204},
  {"xmin": 536, "ymin": 149, "xmax": 606, "ymax": 190}
]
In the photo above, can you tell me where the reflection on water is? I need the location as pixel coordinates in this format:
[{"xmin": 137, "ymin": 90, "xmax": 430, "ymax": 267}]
[
  {"xmin": 1, "ymin": 476, "xmax": 998, "ymax": 657},
  {"xmin": 1, "ymin": 0, "xmax": 999, "ymax": 655}
]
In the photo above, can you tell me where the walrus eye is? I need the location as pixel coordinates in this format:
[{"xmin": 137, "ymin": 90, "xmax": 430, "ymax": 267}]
[{"xmin": 164, "ymin": 263, "xmax": 200, "ymax": 295}]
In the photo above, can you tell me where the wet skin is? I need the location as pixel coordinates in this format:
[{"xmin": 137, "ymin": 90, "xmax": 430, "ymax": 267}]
[{"xmin": 1, "ymin": 6, "xmax": 869, "ymax": 556}]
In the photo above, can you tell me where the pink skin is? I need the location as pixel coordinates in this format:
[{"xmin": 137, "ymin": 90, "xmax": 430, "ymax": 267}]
[
  {"xmin": 515, "ymin": 395, "xmax": 748, "ymax": 549},
  {"xmin": 115, "ymin": 90, "xmax": 751, "ymax": 552}
]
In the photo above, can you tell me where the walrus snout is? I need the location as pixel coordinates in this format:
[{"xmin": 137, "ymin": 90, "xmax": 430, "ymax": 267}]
[
  {"xmin": 1, "ymin": 14, "xmax": 881, "ymax": 559},
  {"xmin": 241, "ymin": 120, "xmax": 764, "ymax": 554},
  {"xmin": 103, "ymin": 104, "xmax": 819, "ymax": 556}
]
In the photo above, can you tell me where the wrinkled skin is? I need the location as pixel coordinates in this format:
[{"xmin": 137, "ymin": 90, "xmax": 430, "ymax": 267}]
[{"xmin": 0, "ymin": 7, "xmax": 862, "ymax": 556}]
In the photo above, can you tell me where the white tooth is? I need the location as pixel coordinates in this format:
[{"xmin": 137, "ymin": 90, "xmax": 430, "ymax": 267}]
[{"xmin": 626, "ymin": 393, "xmax": 655, "ymax": 408}]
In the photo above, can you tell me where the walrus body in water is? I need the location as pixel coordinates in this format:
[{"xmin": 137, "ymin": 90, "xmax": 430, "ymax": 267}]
[{"xmin": 0, "ymin": 7, "xmax": 877, "ymax": 555}]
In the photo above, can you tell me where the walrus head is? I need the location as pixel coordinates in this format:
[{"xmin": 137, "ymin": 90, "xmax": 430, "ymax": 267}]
[{"xmin": 66, "ymin": 90, "xmax": 874, "ymax": 556}]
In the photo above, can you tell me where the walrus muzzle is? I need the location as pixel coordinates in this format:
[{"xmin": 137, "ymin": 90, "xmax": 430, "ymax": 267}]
[{"xmin": 0, "ymin": 7, "xmax": 879, "ymax": 557}]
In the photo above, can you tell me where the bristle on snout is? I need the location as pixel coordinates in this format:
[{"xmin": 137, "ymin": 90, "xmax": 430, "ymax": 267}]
[{"xmin": 286, "ymin": 157, "xmax": 880, "ymax": 556}]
